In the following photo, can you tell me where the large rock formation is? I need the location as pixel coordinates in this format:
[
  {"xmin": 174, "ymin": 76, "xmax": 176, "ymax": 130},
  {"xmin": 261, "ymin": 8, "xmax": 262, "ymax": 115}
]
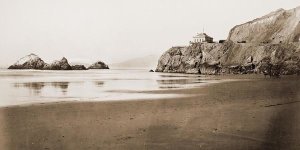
[
  {"xmin": 9, "ymin": 55, "xmax": 88, "ymax": 70},
  {"xmin": 219, "ymin": 42, "xmax": 300, "ymax": 75},
  {"xmin": 156, "ymin": 6, "xmax": 300, "ymax": 75},
  {"xmin": 43, "ymin": 57, "xmax": 72, "ymax": 70},
  {"xmin": 156, "ymin": 44, "xmax": 223, "ymax": 74},
  {"xmin": 88, "ymin": 61, "xmax": 109, "ymax": 69},
  {"xmin": 8, "ymin": 53, "xmax": 46, "ymax": 69}
]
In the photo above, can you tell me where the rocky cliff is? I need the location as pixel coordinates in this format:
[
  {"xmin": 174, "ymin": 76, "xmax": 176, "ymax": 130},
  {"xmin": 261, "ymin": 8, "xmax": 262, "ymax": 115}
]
[
  {"xmin": 228, "ymin": 7, "xmax": 300, "ymax": 44},
  {"xmin": 156, "ymin": 6, "xmax": 300, "ymax": 75},
  {"xmin": 156, "ymin": 43, "xmax": 223, "ymax": 74}
]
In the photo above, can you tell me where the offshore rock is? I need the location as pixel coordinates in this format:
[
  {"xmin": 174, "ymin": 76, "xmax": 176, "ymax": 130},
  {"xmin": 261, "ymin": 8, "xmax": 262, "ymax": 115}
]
[
  {"xmin": 88, "ymin": 61, "xmax": 109, "ymax": 69},
  {"xmin": 43, "ymin": 57, "xmax": 72, "ymax": 70},
  {"xmin": 8, "ymin": 53, "xmax": 46, "ymax": 69},
  {"xmin": 71, "ymin": 65, "xmax": 87, "ymax": 70}
]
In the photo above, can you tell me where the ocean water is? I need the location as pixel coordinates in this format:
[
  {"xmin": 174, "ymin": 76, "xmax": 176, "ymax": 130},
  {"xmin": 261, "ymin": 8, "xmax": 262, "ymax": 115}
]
[{"xmin": 0, "ymin": 69, "xmax": 219, "ymax": 107}]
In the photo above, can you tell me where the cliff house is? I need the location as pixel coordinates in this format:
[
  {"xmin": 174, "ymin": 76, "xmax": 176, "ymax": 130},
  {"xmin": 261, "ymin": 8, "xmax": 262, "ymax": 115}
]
[{"xmin": 193, "ymin": 33, "xmax": 214, "ymax": 43}]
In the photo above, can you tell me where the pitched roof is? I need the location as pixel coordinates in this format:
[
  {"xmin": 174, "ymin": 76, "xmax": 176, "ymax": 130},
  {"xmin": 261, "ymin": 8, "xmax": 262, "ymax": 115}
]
[{"xmin": 193, "ymin": 33, "xmax": 213, "ymax": 39}]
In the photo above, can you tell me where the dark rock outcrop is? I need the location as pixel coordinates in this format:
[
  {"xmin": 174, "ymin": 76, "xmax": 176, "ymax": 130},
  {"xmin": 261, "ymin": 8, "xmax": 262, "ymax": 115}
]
[
  {"xmin": 156, "ymin": 6, "xmax": 300, "ymax": 75},
  {"xmin": 88, "ymin": 61, "xmax": 109, "ymax": 69},
  {"xmin": 156, "ymin": 44, "xmax": 222, "ymax": 74},
  {"xmin": 8, "ymin": 53, "xmax": 46, "ymax": 69},
  {"xmin": 9, "ymin": 55, "xmax": 109, "ymax": 71},
  {"xmin": 71, "ymin": 65, "xmax": 87, "ymax": 70},
  {"xmin": 43, "ymin": 57, "xmax": 72, "ymax": 70}
]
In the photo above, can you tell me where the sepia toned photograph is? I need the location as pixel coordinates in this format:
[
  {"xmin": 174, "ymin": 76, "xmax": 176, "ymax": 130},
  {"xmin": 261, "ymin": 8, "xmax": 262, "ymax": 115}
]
[{"xmin": 0, "ymin": 0, "xmax": 300, "ymax": 149}]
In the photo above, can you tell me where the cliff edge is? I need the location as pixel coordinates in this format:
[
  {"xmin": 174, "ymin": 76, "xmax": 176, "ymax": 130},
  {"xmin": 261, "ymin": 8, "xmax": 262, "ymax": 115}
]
[{"xmin": 156, "ymin": 6, "xmax": 300, "ymax": 75}]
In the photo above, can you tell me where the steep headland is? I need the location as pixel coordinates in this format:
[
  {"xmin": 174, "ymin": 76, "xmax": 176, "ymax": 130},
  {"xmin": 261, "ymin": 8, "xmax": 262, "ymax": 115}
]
[
  {"xmin": 228, "ymin": 7, "xmax": 300, "ymax": 44},
  {"xmin": 156, "ymin": 6, "xmax": 300, "ymax": 75}
]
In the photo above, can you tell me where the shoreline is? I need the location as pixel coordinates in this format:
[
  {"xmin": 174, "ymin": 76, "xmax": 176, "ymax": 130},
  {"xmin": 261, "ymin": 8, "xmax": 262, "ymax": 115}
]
[
  {"xmin": 0, "ymin": 74, "xmax": 297, "ymax": 108},
  {"xmin": 0, "ymin": 73, "xmax": 240, "ymax": 109},
  {"xmin": 0, "ymin": 75, "xmax": 299, "ymax": 149}
]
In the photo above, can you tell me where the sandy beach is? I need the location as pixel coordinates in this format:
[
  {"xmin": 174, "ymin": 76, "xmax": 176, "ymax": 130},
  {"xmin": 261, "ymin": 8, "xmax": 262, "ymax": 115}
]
[{"xmin": 0, "ymin": 75, "xmax": 299, "ymax": 150}]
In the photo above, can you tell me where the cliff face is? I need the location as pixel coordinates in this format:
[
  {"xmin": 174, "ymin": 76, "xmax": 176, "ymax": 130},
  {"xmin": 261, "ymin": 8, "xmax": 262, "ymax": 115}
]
[
  {"xmin": 219, "ymin": 42, "xmax": 300, "ymax": 74},
  {"xmin": 228, "ymin": 7, "xmax": 300, "ymax": 44},
  {"xmin": 156, "ymin": 43, "xmax": 224, "ymax": 74},
  {"xmin": 156, "ymin": 6, "xmax": 300, "ymax": 75}
]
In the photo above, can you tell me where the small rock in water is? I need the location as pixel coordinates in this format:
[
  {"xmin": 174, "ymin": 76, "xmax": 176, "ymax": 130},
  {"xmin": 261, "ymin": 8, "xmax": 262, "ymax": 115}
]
[{"xmin": 88, "ymin": 61, "xmax": 109, "ymax": 69}]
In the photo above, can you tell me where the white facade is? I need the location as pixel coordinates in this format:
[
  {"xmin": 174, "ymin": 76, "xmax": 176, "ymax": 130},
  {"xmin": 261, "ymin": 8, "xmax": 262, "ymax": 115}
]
[{"xmin": 193, "ymin": 33, "xmax": 213, "ymax": 43}]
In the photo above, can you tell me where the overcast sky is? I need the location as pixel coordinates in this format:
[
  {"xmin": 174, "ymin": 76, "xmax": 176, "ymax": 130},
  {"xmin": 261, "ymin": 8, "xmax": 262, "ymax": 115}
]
[{"xmin": 0, "ymin": 0, "xmax": 299, "ymax": 67}]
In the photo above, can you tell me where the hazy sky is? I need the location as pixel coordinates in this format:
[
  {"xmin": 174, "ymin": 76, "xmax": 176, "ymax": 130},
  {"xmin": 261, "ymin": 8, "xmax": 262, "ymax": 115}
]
[{"xmin": 0, "ymin": 0, "xmax": 299, "ymax": 66}]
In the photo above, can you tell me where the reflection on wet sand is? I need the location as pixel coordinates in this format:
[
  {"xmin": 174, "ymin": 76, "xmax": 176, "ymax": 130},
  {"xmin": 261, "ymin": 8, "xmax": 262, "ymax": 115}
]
[
  {"xmin": 94, "ymin": 81, "xmax": 104, "ymax": 87},
  {"xmin": 51, "ymin": 82, "xmax": 69, "ymax": 94},
  {"xmin": 13, "ymin": 82, "xmax": 70, "ymax": 95},
  {"xmin": 159, "ymin": 75, "xmax": 202, "ymax": 78},
  {"xmin": 14, "ymin": 82, "xmax": 45, "ymax": 95},
  {"xmin": 157, "ymin": 76, "xmax": 203, "ymax": 89},
  {"xmin": 2, "ymin": 70, "xmax": 215, "ymax": 106},
  {"xmin": 157, "ymin": 79, "xmax": 202, "ymax": 85},
  {"xmin": 158, "ymin": 86, "xmax": 180, "ymax": 89},
  {"xmin": 3, "ymin": 77, "xmax": 300, "ymax": 150}
]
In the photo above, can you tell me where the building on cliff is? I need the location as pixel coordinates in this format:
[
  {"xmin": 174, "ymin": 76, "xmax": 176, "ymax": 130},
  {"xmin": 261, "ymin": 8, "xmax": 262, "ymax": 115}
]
[{"xmin": 192, "ymin": 33, "xmax": 213, "ymax": 43}]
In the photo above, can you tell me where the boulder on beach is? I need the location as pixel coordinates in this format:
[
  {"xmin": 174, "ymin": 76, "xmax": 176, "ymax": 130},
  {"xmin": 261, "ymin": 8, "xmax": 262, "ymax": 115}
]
[
  {"xmin": 88, "ymin": 61, "xmax": 109, "ymax": 69},
  {"xmin": 8, "ymin": 53, "xmax": 46, "ymax": 69}
]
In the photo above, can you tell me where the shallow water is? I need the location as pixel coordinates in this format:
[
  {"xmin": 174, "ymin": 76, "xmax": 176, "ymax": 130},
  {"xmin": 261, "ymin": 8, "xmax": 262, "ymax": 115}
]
[{"xmin": 0, "ymin": 69, "xmax": 219, "ymax": 106}]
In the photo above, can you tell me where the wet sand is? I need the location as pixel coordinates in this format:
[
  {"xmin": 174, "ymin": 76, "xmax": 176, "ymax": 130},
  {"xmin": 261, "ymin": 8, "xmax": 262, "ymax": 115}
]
[{"xmin": 0, "ymin": 75, "xmax": 300, "ymax": 150}]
